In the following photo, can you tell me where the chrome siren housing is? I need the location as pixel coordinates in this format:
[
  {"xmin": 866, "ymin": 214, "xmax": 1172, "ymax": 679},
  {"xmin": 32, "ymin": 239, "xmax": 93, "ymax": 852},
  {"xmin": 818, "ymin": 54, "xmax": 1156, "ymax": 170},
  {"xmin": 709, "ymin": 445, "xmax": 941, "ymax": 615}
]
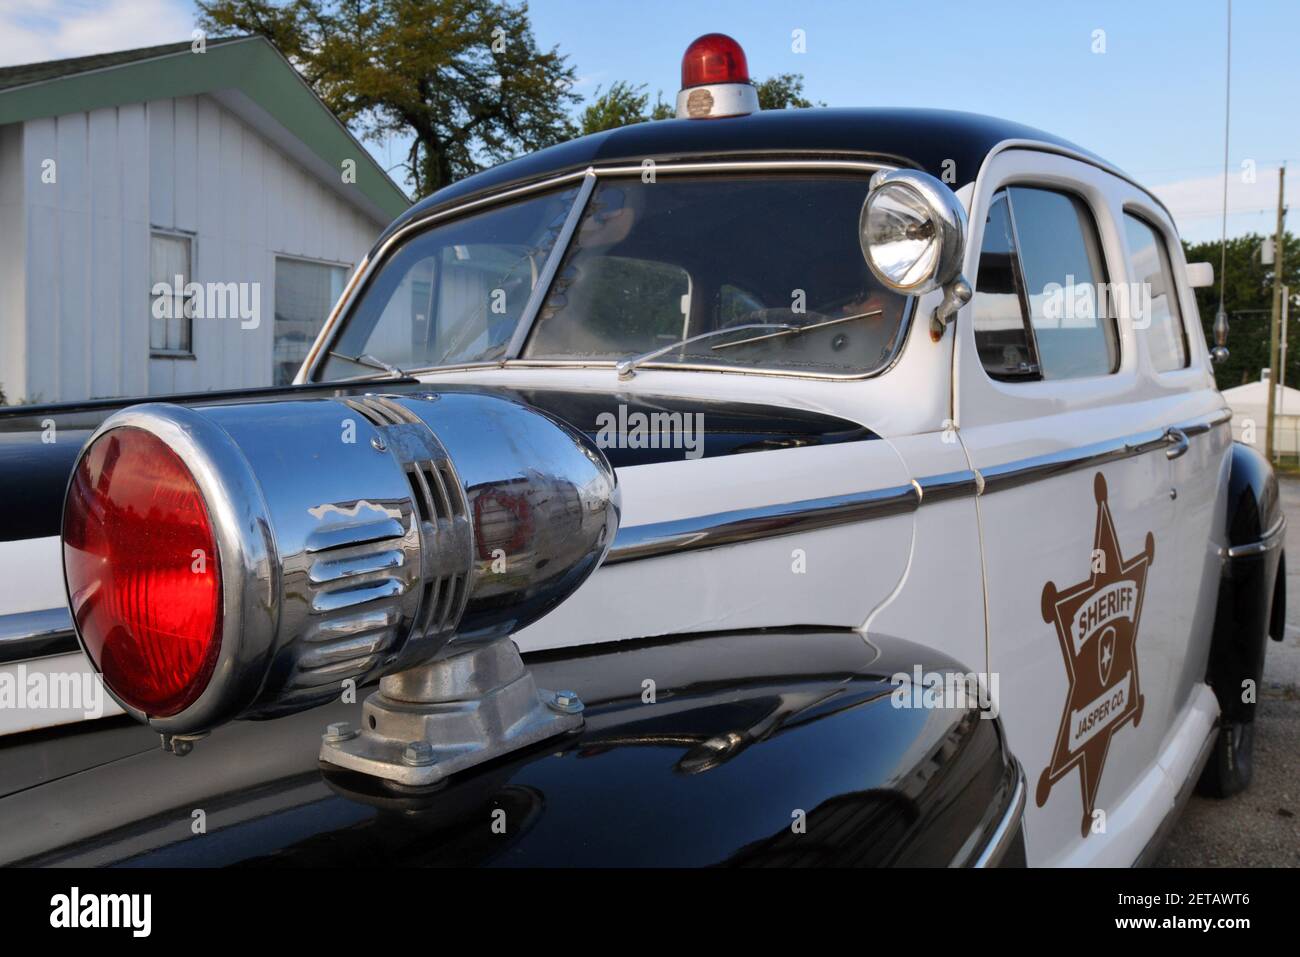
[{"xmin": 66, "ymin": 392, "xmax": 619, "ymax": 735}]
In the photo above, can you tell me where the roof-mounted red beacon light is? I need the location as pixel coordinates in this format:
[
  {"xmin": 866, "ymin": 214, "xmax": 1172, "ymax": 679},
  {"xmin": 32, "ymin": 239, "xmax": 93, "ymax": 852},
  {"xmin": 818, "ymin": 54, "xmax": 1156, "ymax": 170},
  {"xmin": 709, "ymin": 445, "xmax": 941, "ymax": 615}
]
[
  {"xmin": 681, "ymin": 33, "xmax": 750, "ymax": 88},
  {"xmin": 676, "ymin": 33, "xmax": 759, "ymax": 120}
]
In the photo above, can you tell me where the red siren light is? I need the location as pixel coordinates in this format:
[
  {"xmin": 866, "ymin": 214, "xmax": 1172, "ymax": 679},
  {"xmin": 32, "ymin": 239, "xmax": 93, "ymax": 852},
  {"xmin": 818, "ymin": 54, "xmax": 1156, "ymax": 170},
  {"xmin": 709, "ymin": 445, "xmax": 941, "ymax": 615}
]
[
  {"xmin": 680, "ymin": 33, "xmax": 751, "ymax": 89},
  {"xmin": 675, "ymin": 33, "xmax": 760, "ymax": 120},
  {"xmin": 63, "ymin": 427, "xmax": 223, "ymax": 717}
]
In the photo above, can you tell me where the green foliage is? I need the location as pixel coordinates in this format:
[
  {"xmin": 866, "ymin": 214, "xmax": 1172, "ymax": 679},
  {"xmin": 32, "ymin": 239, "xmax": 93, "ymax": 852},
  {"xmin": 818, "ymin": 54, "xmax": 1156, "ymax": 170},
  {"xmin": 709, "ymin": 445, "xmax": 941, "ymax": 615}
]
[
  {"xmin": 648, "ymin": 94, "xmax": 675, "ymax": 121},
  {"xmin": 1183, "ymin": 232, "xmax": 1300, "ymax": 390},
  {"xmin": 579, "ymin": 81, "xmax": 676, "ymax": 133},
  {"xmin": 580, "ymin": 81, "xmax": 650, "ymax": 135},
  {"xmin": 753, "ymin": 73, "xmax": 821, "ymax": 110},
  {"xmin": 197, "ymin": 0, "xmax": 580, "ymax": 197}
]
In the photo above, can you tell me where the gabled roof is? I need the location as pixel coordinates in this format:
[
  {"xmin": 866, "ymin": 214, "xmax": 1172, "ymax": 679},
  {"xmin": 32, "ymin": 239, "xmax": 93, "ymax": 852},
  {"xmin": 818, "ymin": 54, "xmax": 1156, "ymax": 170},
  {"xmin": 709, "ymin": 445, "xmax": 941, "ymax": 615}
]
[
  {"xmin": 0, "ymin": 38, "xmax": 247, "ymax": 91},
  {"xmin": 0, "ymin": 35, "xmax": 409, "ymax": 222}
]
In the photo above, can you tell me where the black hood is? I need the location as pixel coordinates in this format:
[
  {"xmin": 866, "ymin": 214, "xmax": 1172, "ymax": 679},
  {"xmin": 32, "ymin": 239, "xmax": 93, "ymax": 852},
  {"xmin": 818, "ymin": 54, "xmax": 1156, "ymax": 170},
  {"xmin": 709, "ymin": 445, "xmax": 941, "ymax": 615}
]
[{"xmin": 0, "ymin": 379, "xmax": 875, "ymax": 543}]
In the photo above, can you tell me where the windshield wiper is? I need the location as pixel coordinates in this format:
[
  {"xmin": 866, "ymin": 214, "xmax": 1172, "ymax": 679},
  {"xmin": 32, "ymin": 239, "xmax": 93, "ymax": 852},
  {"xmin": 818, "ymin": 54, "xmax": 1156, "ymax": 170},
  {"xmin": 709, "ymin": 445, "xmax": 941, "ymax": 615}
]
[
  {"xmin": 616, "ymin": 324, "xmax": 798, "ymax": 380},
  {"xmin": 615, "ymin": 311, "xmax": 885, "ymax": 379},
  {"xmin": 708, "ymin": 309, "xmax": 883, "ymax": 352},
  {"xmin": 328, "ymin": 351, "xmax": 408, "ymax": 379}
]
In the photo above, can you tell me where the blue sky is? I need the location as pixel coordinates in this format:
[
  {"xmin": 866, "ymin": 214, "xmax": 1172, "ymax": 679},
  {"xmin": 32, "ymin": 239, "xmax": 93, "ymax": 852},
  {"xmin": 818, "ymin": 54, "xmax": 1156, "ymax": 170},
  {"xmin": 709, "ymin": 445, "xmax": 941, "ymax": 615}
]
[{"xmin": 3, "ymin": 0, "xmax": 1295, "ymax": 241}]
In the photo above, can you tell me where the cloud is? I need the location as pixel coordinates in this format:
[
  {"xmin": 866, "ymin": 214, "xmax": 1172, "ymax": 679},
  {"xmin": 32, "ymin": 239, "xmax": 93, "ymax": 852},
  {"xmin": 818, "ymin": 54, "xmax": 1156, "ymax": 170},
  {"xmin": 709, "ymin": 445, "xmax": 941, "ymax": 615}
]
[
  {"xmin": 571, "ymin": 71, "xmax": 608, "ymax": 91},
  {"xmin": 1149, "ymin": 165, "xmax": 1296, "ymax": 243},
  {"xmin": 0, "ymin": 0, "xmax": 195, "ymax": 67}
]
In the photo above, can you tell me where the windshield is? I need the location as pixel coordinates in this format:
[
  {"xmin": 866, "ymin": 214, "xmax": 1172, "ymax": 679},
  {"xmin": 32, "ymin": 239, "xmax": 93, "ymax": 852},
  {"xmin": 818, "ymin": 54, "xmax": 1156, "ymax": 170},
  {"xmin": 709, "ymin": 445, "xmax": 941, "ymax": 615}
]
[{"xmin": 318, "ymin": 173, "xmax": 912, "ymax": 381}]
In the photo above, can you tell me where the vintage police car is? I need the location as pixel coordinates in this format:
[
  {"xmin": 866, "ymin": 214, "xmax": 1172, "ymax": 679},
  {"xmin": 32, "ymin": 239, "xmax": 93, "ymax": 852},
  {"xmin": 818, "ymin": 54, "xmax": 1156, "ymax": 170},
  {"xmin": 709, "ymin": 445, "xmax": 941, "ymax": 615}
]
[{"xmin": 0, "ymin": 35, "xmax": 1285, "ymax": 867}]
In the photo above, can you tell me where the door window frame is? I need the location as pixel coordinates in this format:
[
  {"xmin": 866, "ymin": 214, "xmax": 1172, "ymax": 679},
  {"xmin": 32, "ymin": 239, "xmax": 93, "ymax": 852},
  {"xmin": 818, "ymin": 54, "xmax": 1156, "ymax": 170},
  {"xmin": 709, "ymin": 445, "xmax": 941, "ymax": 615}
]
[
  {"xmin": 956, "ymin": 150, "xmax": 1146, "ymax": 431},
  {"xmin": 1119, "ymin": 204, "xmax": 1194, "ymax": 376}
]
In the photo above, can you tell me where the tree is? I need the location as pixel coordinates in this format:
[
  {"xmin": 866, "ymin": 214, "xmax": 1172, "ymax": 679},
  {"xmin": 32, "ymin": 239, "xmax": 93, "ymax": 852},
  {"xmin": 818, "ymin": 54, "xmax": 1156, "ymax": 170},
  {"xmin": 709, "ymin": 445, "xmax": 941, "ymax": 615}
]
[
  {"xmin": 754, "ymin": 73, "xmax": 821, "ymax": 110},
  {"xmin": 579, "ymin": 73, "xmax": 818, "ymax": 134},
  {"xmin": 197, "ymin": 0, "xmax": 579, "ymax": 197},
  {"xmin": 579, "ymin": 81, "xmax": 676, "ymax": 134},
  {"xmin": 1184, "ymin": 232, "xmax": 1300, "ymax": 390},
  {"xmin": 580, "ymin": 81, "xmax": 649, "ymax": 136}
]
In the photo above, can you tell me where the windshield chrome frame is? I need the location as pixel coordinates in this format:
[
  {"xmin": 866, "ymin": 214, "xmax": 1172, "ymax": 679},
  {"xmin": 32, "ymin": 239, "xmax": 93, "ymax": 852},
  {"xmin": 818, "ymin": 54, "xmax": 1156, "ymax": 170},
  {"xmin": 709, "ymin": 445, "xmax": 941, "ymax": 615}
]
[{"xmin": 300, "ymin": 158, "xmax": 911, "ymax": 385}]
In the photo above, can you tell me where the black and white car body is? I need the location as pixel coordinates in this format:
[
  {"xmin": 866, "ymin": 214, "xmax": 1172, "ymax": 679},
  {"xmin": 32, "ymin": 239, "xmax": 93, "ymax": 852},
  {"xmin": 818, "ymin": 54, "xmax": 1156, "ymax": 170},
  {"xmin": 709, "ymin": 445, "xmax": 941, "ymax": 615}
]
[{"xmin": 0, "ymin": 35, "xmax": 1284, "ymax": 867}]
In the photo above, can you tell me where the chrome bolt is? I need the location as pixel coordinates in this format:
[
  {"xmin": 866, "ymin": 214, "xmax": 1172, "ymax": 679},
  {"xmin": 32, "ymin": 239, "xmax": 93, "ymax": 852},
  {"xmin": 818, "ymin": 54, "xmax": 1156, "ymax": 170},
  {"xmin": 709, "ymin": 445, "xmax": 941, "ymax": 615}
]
[
  {"xmin": 371, "ymin": 435, "xmax": 387, "ymax": 452},
  {"xmin": 546, "ymin": 689, "xmax": 584, "ymax": 715},
  {"xmin": 402, "ymin": 741, "xmax": 436, "ymax": 766},
  {"xmin": 323, "ymin": 721, "xmax": 358, "ymax": 743}
]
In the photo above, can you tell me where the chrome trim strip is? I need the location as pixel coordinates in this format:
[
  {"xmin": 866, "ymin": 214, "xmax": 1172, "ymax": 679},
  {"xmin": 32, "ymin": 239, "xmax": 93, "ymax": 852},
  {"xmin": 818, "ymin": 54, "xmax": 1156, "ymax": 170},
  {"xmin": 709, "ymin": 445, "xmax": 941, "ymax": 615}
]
[
  {"xmin": 0, "ymin": 607, "xmax": 77, "ymax": 665},
  {"xmin": 979, "ymin": 409, "xmax": 1231, "ymax": 496},
  {"xmin": 979, "ymin": 429, "xmax": 1168, "ymax": 495},
  {"xmin": 1226, "ymin": 514, "xmax": 1287, "ymax": 559},
  {"xmin": 504, "ymin": 170, "xmax": 597, "ymax": 359},
  {"xmin": 973, "ymin": 760, "xmax": 1027, "ymax": 868},
  {"xmin": 1176, "ymin": 406, "xmax": 1232, "ymax": 437},
  {"xmin": 916, "ymin": 469, "xmax": 980, "ymax": 504},
  {"xmin": 601, "ymin": 409, "xmax": 1234, "ymax": 567},
  {"xmin": 605, "ymin": 483, "xmax": 919, "ymax": 565}
]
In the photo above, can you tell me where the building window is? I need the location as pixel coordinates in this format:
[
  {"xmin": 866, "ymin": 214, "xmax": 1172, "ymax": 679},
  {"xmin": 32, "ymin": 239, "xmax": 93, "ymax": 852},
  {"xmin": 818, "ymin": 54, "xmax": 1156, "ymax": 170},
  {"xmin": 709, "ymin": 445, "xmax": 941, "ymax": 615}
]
[
  {"xmin": 274, "ymin": 256, "xmax": 349, "ymax": 385},
  {"xmin": 150, "ymin": 232, "xmax": 194, "ymax": 355}
]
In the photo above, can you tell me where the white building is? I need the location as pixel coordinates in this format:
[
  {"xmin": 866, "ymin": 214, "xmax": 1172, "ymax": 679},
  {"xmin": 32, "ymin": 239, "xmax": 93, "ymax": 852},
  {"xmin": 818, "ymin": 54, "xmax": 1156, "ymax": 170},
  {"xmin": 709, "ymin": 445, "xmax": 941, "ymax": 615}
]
[
  {"xmin": 0, "ymin": 36, "xmax": 409, "ymax": 405},
  {"xmin": 1221, "ymin": 370, "xmax": 1300, "ymax": 456}
]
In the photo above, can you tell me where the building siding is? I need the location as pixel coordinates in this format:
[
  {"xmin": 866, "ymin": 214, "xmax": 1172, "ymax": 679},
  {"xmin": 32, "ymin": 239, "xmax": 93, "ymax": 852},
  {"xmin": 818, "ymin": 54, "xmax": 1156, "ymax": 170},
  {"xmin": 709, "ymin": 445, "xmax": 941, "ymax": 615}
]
[{"xmin": 2, "ymin": 92, "xmax": 383, "ymax": 404}]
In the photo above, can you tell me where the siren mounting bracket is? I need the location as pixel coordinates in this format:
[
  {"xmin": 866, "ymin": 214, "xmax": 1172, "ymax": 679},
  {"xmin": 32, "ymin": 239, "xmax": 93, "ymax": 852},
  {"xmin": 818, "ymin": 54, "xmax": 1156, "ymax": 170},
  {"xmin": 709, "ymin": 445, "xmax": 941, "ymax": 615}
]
[{"xmin": 318, "ymin": 635, "xmax": 583, "ymax": 787}]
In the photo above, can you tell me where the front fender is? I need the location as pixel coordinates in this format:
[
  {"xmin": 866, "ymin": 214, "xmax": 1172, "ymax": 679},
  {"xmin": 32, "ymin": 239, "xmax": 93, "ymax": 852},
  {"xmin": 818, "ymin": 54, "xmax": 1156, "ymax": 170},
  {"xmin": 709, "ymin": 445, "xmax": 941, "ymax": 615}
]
[{"xmin": 0, "ymin": 629, "xmax": 1024, "ymax": 867}]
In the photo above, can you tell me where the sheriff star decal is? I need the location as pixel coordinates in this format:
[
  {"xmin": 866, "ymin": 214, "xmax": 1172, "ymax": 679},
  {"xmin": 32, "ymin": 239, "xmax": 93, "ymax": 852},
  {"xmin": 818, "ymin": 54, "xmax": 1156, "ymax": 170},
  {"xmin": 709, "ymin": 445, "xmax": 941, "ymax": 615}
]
[{"xmin": 1036, "ymin": 473, "xmax": 1151, "ymax": 837}]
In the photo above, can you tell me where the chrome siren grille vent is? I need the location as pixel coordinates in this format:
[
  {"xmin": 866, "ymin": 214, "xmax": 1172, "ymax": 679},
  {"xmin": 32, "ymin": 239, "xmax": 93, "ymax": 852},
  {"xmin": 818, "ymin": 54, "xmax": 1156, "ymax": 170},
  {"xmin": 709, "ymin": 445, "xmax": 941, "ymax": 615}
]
[
  {"xmin": 279, "ymin": 510, "xmax": 415, "ymax": 701},
  {"xmin": 342, "ymin": 396, "xmax": 473, "ymax": 649}
]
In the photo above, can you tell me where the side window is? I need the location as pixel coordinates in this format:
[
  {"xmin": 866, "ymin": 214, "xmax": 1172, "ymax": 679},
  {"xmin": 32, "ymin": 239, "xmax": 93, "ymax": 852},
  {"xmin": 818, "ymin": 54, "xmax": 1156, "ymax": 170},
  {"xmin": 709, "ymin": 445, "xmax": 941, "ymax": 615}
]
[
  {"xmin": 972, "ymin": 186, "xmax": 1119, "ymax": 381},
  {"xmin": 1123, "ymin": 213, "xmax": 1189, "ymax": 371},
  {"xmin": 973, "ymin": 192, "xmax": 1037, "ymax": 379}
]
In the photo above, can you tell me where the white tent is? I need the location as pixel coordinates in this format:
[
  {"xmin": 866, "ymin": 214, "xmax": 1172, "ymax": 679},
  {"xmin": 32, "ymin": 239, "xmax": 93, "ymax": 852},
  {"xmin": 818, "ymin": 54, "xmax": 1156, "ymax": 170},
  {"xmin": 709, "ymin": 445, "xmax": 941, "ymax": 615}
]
[{"xmin": 1221, "ymin": 371, "xmax": 1300, "ymax": 455}]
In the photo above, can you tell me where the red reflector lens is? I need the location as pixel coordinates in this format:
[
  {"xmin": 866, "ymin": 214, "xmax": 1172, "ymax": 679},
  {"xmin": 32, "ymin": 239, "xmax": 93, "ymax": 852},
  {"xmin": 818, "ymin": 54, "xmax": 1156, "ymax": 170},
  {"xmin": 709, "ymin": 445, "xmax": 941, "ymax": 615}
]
[
  {"xmin": 63, "ymin": 427, "xmax": 222, "ymax": 717},
  {"xmin": 681, "ymin": 33, "xmax": 750, "ymax": 89}
]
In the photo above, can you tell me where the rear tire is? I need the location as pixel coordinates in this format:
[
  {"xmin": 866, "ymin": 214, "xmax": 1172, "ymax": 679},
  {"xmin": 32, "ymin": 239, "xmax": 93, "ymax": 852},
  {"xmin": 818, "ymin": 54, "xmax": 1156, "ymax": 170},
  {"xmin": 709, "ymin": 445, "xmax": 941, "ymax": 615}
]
[{"xmin": 1196, "ymin": 719, "xmax": 1254, "ymax": 798}]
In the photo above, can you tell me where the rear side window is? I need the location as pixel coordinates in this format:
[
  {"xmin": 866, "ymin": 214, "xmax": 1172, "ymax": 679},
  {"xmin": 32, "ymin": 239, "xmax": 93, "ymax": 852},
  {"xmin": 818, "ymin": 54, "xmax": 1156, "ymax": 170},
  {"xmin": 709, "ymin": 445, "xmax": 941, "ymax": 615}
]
[
  {"xmin": 1123, "ymin": 213, "xmax": 1189, "ymax": 371},
  {"xmin": 972, "ymin": 186, "xmax": 1119, "ymax": 381}
]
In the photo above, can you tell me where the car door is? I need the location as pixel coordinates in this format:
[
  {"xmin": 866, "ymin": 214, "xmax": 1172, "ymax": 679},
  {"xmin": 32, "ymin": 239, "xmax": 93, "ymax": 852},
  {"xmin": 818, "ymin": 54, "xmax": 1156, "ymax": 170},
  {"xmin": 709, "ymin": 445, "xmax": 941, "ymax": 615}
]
[
  {"xmin": 1118, "ymin": 206, "xmax": 1230, "ymax": 707},
  {"xmin": 954, "ymin": 150, "xmax": 1197, "ymax": 866}
]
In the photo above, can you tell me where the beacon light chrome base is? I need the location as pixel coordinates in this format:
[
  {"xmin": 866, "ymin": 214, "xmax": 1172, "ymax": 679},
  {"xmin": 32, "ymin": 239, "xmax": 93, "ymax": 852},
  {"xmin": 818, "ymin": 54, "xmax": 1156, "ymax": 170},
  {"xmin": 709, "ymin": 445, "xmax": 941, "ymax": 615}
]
[
  {"xmin": 675, "ymin": 82, "xmax": 759, "ymax": 119},
  {"xmin": 319, "ymin": 635, "xmax": 582, "ymax": 787},
  {"xmin": 62, "ymin": 391, "xmax": 618, "ymax": 739},
  {"xmin": 859, "ymin": 169, "xmax": 971, "ymax": 342}
]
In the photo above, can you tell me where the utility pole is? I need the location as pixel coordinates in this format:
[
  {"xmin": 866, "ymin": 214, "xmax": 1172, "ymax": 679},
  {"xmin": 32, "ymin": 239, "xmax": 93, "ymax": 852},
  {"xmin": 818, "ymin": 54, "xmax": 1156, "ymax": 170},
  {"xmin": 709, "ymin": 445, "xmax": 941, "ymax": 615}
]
[{"xmin": 1265, "ymin": 164, "xmax": 1286, "ymax": 461}]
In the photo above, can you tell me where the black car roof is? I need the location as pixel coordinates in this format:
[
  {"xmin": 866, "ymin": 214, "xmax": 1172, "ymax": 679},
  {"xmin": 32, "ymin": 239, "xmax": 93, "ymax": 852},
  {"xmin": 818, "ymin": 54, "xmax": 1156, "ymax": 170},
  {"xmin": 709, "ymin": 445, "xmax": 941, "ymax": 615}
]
[{"xmin": 380, "ymin": 107, "xmax": 1116, "ymax": 242}]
